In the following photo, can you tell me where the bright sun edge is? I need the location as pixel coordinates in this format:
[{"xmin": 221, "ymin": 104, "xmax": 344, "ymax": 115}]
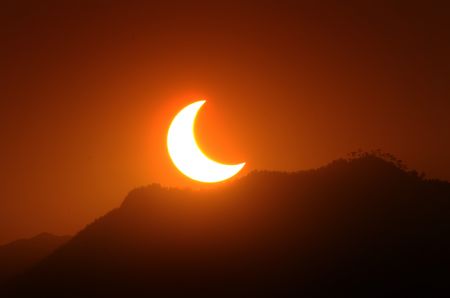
[{"xmin": 167, "ymin": 100, "xmax": 246, "ymax": 183}]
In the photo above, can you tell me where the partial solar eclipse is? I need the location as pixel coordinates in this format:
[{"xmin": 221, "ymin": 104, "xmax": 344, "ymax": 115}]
[{"xmin": 167, "ymin": 100, "xmax": 245, "ymax": 183}]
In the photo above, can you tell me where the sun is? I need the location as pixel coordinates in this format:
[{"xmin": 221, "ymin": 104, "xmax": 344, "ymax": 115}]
[{"xmin": 167, "ymin": 100, "xmax": 245, "ymax": 183}]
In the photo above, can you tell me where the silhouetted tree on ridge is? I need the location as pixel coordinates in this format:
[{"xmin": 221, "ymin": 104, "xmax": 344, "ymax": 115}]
[{"xmin": 4, "ymin": 152, "xmax": 450, "ymax": 297}]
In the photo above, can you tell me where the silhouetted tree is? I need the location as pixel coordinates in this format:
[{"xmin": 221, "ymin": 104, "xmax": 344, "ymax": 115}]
[{"xmin": 4, "ymin": 153, "xmax": 450, "ymax": 297}]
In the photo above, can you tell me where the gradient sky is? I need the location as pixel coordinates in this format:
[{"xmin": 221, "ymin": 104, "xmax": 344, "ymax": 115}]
[{"xmin": 1, "ymin": 0, "xmax": 449, "ymax": 244}]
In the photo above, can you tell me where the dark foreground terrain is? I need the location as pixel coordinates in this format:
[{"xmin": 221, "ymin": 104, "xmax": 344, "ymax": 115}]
[
  {"xmin": 0, "ymin": 233, "xmax": 70, "ymax": 283},
  {"xmin": 3, "ymin": 153, "xmax": 450, "ymax": 297}
]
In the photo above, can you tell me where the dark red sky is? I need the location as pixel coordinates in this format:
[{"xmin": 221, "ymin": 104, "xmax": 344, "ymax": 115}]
[{"xmin": 1, "ymin": 0, "xmax": 449, "ymax": 244}]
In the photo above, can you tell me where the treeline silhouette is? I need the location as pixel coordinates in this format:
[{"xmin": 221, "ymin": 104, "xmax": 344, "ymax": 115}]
[{"xmin": 4, "ymin": 153, "xmax": 450, "ymax": 297}]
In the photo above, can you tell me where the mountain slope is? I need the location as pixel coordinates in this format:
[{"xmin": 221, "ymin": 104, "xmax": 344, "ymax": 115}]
[
  {"xmin": 0, "ymin": 233, "xmax": 70, "ymax": 284},
  {"xmin": 5, "ymin": 154, "xmax": 450, "ymax": 297}
]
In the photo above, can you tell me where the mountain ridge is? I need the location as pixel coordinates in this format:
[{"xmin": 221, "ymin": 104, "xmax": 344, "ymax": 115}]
[
  {"xmin": 5, "ymin": 153, "xmax": 450, "ymax": 297},
  {"xmin": 0, "ymin": 233, "xmax": 71, "ymax": 285}
]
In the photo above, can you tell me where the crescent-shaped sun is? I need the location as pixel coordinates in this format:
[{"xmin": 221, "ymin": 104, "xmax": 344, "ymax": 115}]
[{"xmin": 167, "ymin": 100, "xmax": 246, "ymax": 183}]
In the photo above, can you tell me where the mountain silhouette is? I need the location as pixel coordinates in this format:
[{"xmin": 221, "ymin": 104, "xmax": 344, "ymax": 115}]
[
  {"xmin": 4, "ymin": 153, "xmax": 450, "ymax": 297},
  {"xmin": 0, "ymin": 233, "xmax": 70, "ymax": 285}
]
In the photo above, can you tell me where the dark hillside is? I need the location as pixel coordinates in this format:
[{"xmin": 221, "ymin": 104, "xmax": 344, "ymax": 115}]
[{"xmin": 6, "ymin": 154, "xmax": 450, "ymax": 297}]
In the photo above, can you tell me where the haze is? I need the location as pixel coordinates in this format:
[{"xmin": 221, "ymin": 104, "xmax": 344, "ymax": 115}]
[{"xmin": 0, "ymin": 1, "xmax": 449, "ymax": 244}]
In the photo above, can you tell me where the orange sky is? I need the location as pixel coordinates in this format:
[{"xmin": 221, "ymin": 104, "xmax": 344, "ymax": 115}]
[{"xmin": 1, "ymin": 1, "xmax": 449, "ymax": 244}]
